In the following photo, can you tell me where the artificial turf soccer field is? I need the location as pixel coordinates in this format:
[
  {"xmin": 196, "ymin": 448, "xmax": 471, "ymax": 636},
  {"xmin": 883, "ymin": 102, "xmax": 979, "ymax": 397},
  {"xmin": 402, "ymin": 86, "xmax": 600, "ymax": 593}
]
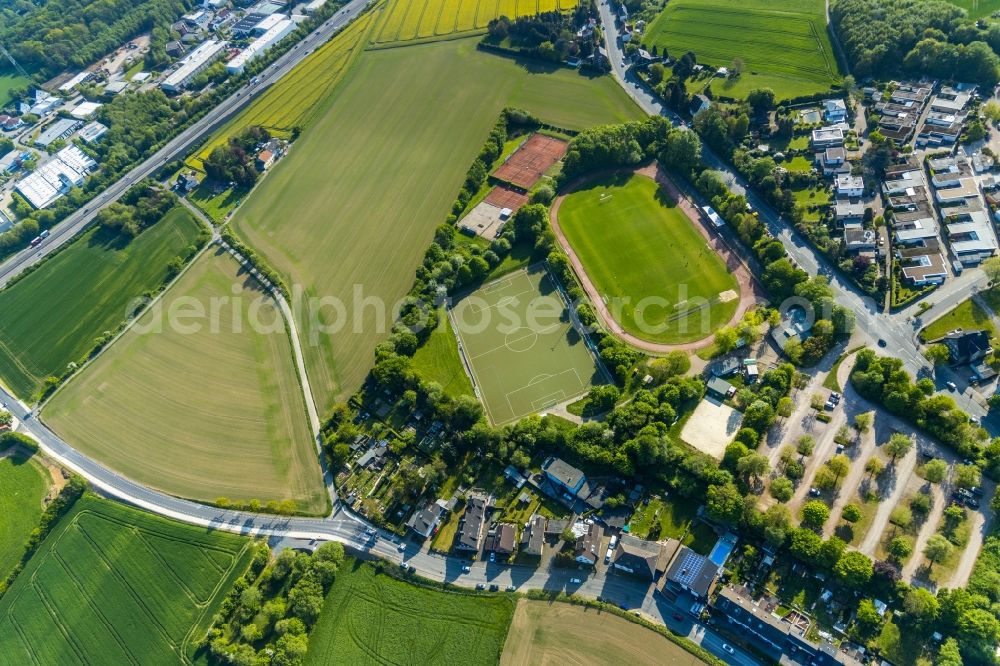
[
  {"xmin": 556, "ymin": 173, "xmax": 739, "ymax": 345},
  {"xmin": 232, "ymin": 37, "xmax": 642, "ymax": 412},
  {"xmin": 0, "ymin": 496, "xmax": 252, "ymax": 666},
  {"xmin": 0, "ymin": 207, "xmax": 203, "ymax": 399},
  {"xmin": 642, "ymin": 0, "xmax": 841, "ymax": 100},
  {"xmin": 450, "ymin": 266, "xmax": 602, "ymax": 424},
  {"xmin": 44, "ymin": 249, "xmax": 326, "ymax": 513}
]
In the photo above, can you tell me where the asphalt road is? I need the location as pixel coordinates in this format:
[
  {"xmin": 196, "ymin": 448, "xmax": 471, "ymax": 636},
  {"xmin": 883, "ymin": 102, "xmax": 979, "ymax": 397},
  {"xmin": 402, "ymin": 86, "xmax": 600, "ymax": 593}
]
[{"xmin": 0, "ymin": 0, "xmax": 375, "ymax": 290}]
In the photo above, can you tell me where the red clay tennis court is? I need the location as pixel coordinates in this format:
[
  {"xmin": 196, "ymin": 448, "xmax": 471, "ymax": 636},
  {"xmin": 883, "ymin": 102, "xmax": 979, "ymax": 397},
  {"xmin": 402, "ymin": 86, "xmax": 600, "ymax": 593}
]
[
  {"xmin": 493, "ymin": 134, "xmax": 568, "ymax": 189},
  {"xmin": 484, "ymin": 185, "xmax": 529, "ymax": 211}
]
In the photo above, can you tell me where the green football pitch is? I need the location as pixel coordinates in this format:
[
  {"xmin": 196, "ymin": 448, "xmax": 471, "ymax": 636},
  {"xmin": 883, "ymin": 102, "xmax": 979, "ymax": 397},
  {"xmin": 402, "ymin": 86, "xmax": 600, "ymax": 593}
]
[{"xmin": 450, "ymin": 266, "xmax": 603, "ymax": 425}]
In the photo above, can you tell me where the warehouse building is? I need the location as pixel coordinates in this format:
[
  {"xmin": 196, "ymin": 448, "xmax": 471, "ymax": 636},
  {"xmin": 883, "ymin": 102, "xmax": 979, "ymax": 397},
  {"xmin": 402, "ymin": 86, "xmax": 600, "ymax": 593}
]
[
  {"xmin": 16, "ymin": 145, "xmax": 97, "ymax": 209},
  {"xmin": 34, "ymin": 118, "xmax": 81, "ymax": 149},
  {"xmin": 162, "ymin": 39, "xmax": 229, "ymax": 92},
  {"xmin": 226, "ymin": 18, "xmax": 295, "ymax": 73}
]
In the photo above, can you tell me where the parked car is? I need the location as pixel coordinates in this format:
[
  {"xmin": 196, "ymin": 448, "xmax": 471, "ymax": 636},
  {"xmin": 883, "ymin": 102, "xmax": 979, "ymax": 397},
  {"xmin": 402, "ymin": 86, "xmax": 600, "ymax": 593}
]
[
  {"xmin": 569, "ymin": 577, "xmax": 582, "ymax": 584},
  {"xmin": 506, "ymin": 585, "xmax": 515, "ymax": 592},
  {"xmin": 462, "ymin": 565, "xmax": 471, "ymax": 573},
  {"xmin": 971, "ymin": 486, "xmax": 984, "ymax": 497},
  {"xmin": 489, "ymin": 552, "xmax": 496, "ymax": 563},
  {"xmin": 476, "ymin": 583, "xmax": 485, "ymax": 590},
  {"xmin": 809, "ymin": 487, "xmax": 822, "ymax": 497},
  {"xmin": 722, "ymin": 644, "xmax": 735, "ymax": 655},
  {"xmin": 967, "ymin": 498, "xmax": 980, "ymax": 509},
  {"xmin": 946, "ymin": 381, "xmax": 958, "ymax": 391},
  {"xmin": 489, "ymin": 584, "xmax": 499, "ymax": 592}
]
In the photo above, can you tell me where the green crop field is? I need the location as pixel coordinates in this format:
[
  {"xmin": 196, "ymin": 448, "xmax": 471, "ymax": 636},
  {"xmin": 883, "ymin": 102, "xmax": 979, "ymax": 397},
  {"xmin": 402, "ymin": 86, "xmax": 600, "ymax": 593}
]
[
  {"xmin": 306, "ymin": 561, "xmax": 514, "ymax": 664},
  {"xmin": 557, "ymin": 174, "xmax": 739, "ymax": 344},
  {"xmin": 642, "ymin": 0, "xmax": 841, "ymax": 100},
  {"xmin": 452, "ymin": 266, "xmax": 602, "ymax": 424},
  {"xmin": 373, "ymin": 0, "xmax": 579, "ymax": 44},
  {"xmin": 0, "ymin": 453, "xmax": 49, "ymax": 579},
  {"xmin": 947, "ymin": 0, "xmax": 1000, "ymax": 18},
  {"xmin": 44, "ymin": 249, "xmax": 327, "ymax": 513},
  {"xmin": 0, "ymin": 208, "xmax": 203, "ymax": 399},
  {"xmin": 411, "ymin": 307, "xmax": 475, "ymax": 398},
  {"xmin": 0, "ymin": 496, "xmax": 252, "ymax": 665},
  {"xmin": 232, "ymin": 37, "xmax": 642, "ymax": 413}
]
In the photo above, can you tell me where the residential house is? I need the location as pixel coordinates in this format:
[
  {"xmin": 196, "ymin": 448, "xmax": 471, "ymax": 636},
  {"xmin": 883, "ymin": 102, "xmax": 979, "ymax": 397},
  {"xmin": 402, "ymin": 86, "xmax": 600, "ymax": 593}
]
[
  {"xmin": 490, "ymin": 523, "xmax": 517, "ymax": 556},
  {"xmin": 815, "ymin": 146, "xmax": 848, "ymax": 176},
  {"xmin": 889, "ymin": 82, "xmax": 932, "ymax": 107},
  {"xmin": 896, "ymin": 240, "xmax": 947, "ymax": 285},
  {"xmin": 929, "ymin": 157, "xmax": 973, "ymax": 188},
  {"xmin": 0, "ymin": 114, "xmax": 23, "ymax": 132},
  {"xmin": 712, "ymin": 586, "xmax": 864, "ymax": 665},
  {"xmin": 823, "ymin": 98, "xmax": 847, "ymax": 123},
  {"xmin": 406, "ymin": 499, "xmax": 446, "ymax": 539},
  {"xmin": 544, "ymin": 518, "xmax": 570, "ymax": 540},
  {"xmin": 893, "ymin": 216, "xmax": 938, "ymax": 246},
  {"xmin": 574, "ymin": 522, "xmax": 603, "ymax": 565},
  {"xmin": 935, "ymin": 178, "xmax": 979, "ymax": 205},
  {"xmin": 660, "ymin": 545, "xmax": 720, "ymax": 600},
  {"xmin": 706, "ymin": 376, "xmax": 735, "ymax": 401},
  {"xmin": 355, "ymin": 441, "xmax": 387, "ymax": 469},
  {"xmin": 810, "ymin": 126, "xmax": 844, "ymax": 149},
  {"xmin": 520, "ymin": 515, "xmax": 545, "ymax": 557},
  {"xmin": 611, "ymin": 535, "xmax": 678, "ymax": 580},
  {"xmin": 931, "ymin": 329, "xmax": 992, "ymax": 365},
  {"xmin": 689, "ymin": 94, "xmax": 711, "ymax": 116},
  {"xmin": 930, "ymin": 87, "xmax": 971, "ymax": 114},
  {"xmin": 833, "ymin": 201, "xmax": 864, "ymax": 225},
  {"xmin": 542, "ymin": 457, "xmax": 587, "ymax": 499},
  {"xmin": 843, "ymin": 228, "xmax": 876, "ymax": 254},
  {"xmin": 835, "ymin": 174, "xmax": 864, "ymax": 198},
  {"xmin": 455, "ymin": 493, "xmax": 491, "ymax": 552},
  {"xmin": 256, "ymin": 149, "xmax": 275, "ymax": 170},
  {"xmin": 946, "ymin": 211, "xmax": 996, "ymax": 264}
]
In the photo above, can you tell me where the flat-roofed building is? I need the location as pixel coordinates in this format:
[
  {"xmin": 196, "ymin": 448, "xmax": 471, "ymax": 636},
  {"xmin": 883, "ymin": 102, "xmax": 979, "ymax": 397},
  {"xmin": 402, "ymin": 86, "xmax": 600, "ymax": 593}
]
[
  {"xmin": 226, "ymin": 18, "xmax": 295, "ymax": 73},
  {"xmin": 16, "ymin": 145, "xmax": 96, "ymax": 209},
  {"xmin": 162, "ymin": 39, "xmax": 228, "ymax": 92}
]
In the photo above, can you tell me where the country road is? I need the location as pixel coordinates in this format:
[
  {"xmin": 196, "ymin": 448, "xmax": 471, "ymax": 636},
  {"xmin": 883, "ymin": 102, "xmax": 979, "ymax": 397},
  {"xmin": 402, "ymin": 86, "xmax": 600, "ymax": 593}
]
[{"xmin": 0, "ymin": 0, "xmax": 375, "ymax": 290}]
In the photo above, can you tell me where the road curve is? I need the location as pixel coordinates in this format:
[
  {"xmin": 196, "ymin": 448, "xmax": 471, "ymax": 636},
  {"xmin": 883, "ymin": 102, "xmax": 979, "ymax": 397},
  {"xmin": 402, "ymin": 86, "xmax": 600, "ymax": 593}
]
[{"xmin": 0, "ymin": 0, "xmax": 376, "ymax": 291}]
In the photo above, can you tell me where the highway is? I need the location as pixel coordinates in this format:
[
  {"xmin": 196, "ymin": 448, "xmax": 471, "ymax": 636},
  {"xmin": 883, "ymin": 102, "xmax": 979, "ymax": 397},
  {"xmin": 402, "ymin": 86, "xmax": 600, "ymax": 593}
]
[{"xmin": 0, "ymin": 0, "xmax": 375, "ymax": 290}]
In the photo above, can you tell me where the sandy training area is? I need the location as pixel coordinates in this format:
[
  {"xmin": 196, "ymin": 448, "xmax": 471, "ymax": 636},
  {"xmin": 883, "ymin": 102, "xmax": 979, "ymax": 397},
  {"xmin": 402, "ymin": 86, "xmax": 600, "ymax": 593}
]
[{"xmin": 681, "ymin": 398, "xmax": 744, "ymax": 460}]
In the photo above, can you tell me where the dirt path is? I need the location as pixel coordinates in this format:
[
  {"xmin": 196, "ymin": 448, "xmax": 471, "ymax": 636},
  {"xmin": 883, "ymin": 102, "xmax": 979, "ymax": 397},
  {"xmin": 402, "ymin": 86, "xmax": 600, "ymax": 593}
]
[
  {"xmin": 903, "ymin": 480, "xmax": 946, "ymax": 582},
  {"xmin": 549, "ymin": 163, "xmax": 764, "ymax": 353},
  {"xmin": 859, "ymin": 446, "xmax": 918, "ymax": 556},
  {"xmin": 947, "ymin": 477, "xmax": 996, "ymax": 589},
  {"xmin": 823, "ymin": 420, "xmax": 877, "ymax": 538}
]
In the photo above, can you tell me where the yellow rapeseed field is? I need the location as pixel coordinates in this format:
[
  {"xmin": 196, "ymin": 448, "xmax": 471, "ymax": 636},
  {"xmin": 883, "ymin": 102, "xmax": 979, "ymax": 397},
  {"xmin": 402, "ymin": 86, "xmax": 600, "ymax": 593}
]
[{"xmin": 372, "ymin": 0, "xmax": 579, "ymax": 44}]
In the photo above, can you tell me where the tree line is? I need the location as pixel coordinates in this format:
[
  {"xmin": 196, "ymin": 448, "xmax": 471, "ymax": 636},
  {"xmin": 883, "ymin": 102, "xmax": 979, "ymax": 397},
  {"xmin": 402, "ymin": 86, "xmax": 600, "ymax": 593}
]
[{"xmin": 204, "ymin": 126, "xmax": 272, "ymax": 190}]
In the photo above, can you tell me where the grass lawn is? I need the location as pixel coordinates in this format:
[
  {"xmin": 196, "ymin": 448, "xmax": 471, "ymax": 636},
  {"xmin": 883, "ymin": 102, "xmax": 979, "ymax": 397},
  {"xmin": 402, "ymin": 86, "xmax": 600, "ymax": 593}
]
[
  {"xmin": 641, "ymin": 0, "xmax": 841, "ymax": 101},
  {"xmin": 557, "ymin": 173, "xmax": 739, "ymax": 344},
  {"xmin": 0, "ymin": 452, "xmax": 49, "ymax": 579},
  {"xmin": 187, "ymin": 184, "xmax": 245, "ymax": 224},
  {"xmin": 232, "ymin": 37, "xmax": 642, "ymax": 412},
  {"xmin": 44, "ymin": 249, "xmax": 327, "ymax": 513},
  {"xmin": 452, "ymin": 266, "xmax": 601, "ymax": 424},
  {"xmin": 410, "ymin": 307, "xmax": 474, "ymax": 398},
  {"xmin": 0, "ymin": 71, "xmax": 29, "ymax": 105},
  {"xmin": 920, "ymin": 298, "xmax": 996, "ymax": 342},
  {"xmin": 306, "ymin": 560, "xmax": 514, "ymax": 664},
  {"xmin": 784, "ymin": 155, "xmax": 814, "ymax": 173},
  {"xmin": 0, "ymin": 207, "xmax": 203, "ymax": 400},
  {"xmin": 626, "ymin": 496, "xmax": 715, "ymax": 554},
  {"xmin": 876, "ymin": 617, "xmax": 932, "ymax": 666},
  {"xmin": 833, "ymin": 494, "xmax": 878, "ymax": 546},
  {"xmin": 373, "ymin": 0, "xmax": 579, "ymax": 44},
  {"xmin": 501, "ymin": 599, "xmax": 709, "ymax": 665},
  {"xmin": 0, "ymin": 496, "xmax": 252, "ymax": 665},
  {"xmin": 823, "ymin": 353, "xmax": 846, "ymax": 392}
]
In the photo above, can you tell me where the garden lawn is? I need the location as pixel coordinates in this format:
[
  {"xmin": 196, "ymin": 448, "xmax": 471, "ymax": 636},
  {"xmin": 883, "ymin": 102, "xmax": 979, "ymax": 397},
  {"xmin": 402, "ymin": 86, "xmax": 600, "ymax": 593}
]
[
  {"xmin": 0, "ymin": 207, "xmax": 203, "ymax": 400},
  {"xmin": 0, "ymin": 71, "xmax": 28, "ymax": 105},
  {"xmin": 306, "ymin": 560, "xmax": 514, "ymax": 664},
  {"xmin": 373, "ymin": 0, "xmax": 579, "ymax": 44},
  {"xmin": 44, "ymin": 249, "xmax": 327, "ymax": 513},
  {"xmin": 0, "ymin": 496, "xmax": 252, "ymax": 666},
  {"xmin": 501, "ymin": 599, "xmax": 709, "ymax": 665},
  {"xmin": 642, "ymin": 0, "xmax": 841, "ymax": 100},
  {"xmin": 232, "ymin": 37, "xmax": 642, "ymax": 411},
  {"xmin": 557, "ymin": 173, "xmax": 739, "ymax": 344},
  {"xmin": 921, "ymin": 298, "xmax": 997, "ymax": 342},
  {"xmin": 410, "ymin": 308, "xmax": 474, "ymax": 398},
  {"xmin": 0, "ymin": 453, "xmax": 49, "ymax": 579}
]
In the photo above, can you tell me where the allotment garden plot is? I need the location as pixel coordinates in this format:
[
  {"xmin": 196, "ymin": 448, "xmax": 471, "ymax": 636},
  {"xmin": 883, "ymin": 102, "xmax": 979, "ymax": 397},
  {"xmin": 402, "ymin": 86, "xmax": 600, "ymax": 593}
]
[
  {"xmin": 556, "ymin": 173, "xmax": 739, "ymax": 345},
  {"xmin": 0, "ymin": 497, "xmax": 252, "ymax": 666},
  {"xmin": 642, "ymin": 0, "xmax": 840, "ymax": 100},
  {"xmin": 373, "ymin": 0, "xmax": 579, "ymax": 44},
  {"xmin": 451, "ymin": 266, "xmax": 602, "ymax": 424}
]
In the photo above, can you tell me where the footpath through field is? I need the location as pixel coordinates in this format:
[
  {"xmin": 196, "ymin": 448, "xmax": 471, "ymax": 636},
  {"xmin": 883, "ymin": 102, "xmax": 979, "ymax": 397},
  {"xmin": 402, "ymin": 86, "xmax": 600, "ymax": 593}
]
[{"xmin": 549, "ymin": 162, "xmax": 763, "ymax": 353}]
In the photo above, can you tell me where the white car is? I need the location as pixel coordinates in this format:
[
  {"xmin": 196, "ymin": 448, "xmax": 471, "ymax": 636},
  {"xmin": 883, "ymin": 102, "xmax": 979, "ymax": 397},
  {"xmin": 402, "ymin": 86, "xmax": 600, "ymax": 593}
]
[
  {"xmin": 569, "ymin": 577, "xmax": 582, "ymax": 584},
  {"xmin": 722, "ymin": 644, "xmax": 735, "ymax": 655},
  {"xmin": 462, "ymin": 565, "xmax": 471, "ymax": 573}
]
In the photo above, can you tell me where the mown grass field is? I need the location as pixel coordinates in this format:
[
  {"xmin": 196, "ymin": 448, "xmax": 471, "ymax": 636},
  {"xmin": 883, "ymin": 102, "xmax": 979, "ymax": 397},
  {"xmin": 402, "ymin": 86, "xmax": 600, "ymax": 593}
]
[
  {"xmin": 0, "ymin": 208, "xmax": 203, "ymax": 400},
  {"xmin": 557, "ymin": 174, "xmax": 739, "ymax": 344},
  {"xmin": 0, "ymin": 496, "xmax": 252, "ymax": 666},
  {"xmin": 501, "ymin": 600, "xmax": 708, "ymax": 665},
  {"xmin": 44, "ymin": 249, "xmax": 326, "ymax": 512},
  {"xmin": 0, "ymin": 71, "xmax": 29, "ymax": 104},
  {"xmin": 189, "ymin": 11, "xmax": 377, "ymax": 172},
  {"xmin": 947, "ymin": 0, "xmax": 1000, "ymax": 18},
  {"xmin": 306, "ymin": 561, "xmax": 514, "ymax": 664},
  {"xmin": 920, "ymin": 298, "xmax": 996, "ymax": 342},
  {"xmin": 373, "ymin": 0, "xmax": 579, "ymax": 44},
  {"xmin": 410, "ymin": 307, "xmax": 475, "ymax": 397},
  {"xmin": 642, "ymin": 0, "xmax": 840, "ymax": 100},
  {"xmin": 232, "ymin": 37, "xmax": 642, "ymax": 411},
  {"xmin": 0, "ymin": 453, "xmax": 49, "ymax": 579}
]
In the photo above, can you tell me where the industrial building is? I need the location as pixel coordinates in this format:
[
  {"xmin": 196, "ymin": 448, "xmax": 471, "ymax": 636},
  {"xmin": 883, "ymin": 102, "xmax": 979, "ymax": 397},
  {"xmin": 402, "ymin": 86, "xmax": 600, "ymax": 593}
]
[
  {"xmin": 162, "ymin": 39, "xmax": 229, "ymax": 92},
  {"xmin": 15, "ymin": 145, "xmax": 97, "ymax": 209},
  {"xmin": 226, "ymin": 18, "xmax": 295, "ymax": 73},
  {"xmin": 78, "ymin": 122, "xmax": 109, "ymax": 144},
  {"xmin": 34, "ymin": 118, "xmax": 82, "ymax": 149}
]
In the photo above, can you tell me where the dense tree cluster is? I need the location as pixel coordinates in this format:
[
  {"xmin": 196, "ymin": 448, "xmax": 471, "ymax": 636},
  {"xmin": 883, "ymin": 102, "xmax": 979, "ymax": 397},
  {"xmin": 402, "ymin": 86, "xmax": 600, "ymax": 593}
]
[
  {"xmin": 830, "ymin": 0, "xmax": 1000, "ymax": 86},
  {"xmin": 96, "ymin": 181, "xmax": 178, "ymax": 238},
  {"xmin": 485, "ymin": 0, "xmax": 600, "ymax": 62},
  {"xmin": 1, "ymin": 0, "xmax": 194, "ymax": 79},
  {"xmin": 204, "ymin": 126, "xmax": 272, "ymax": 189},
  {"xmin": 206, "ymin": 541, "xmax": 345, "ymax": 665},
  {"xmin": 561, "ymin": 116, "xmax": 700, "ymax": 182}
]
